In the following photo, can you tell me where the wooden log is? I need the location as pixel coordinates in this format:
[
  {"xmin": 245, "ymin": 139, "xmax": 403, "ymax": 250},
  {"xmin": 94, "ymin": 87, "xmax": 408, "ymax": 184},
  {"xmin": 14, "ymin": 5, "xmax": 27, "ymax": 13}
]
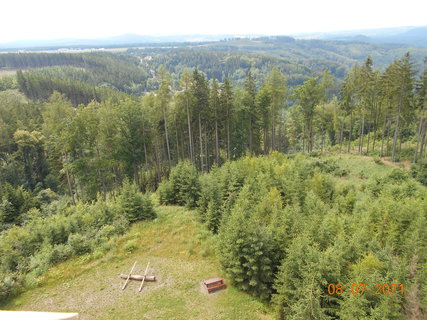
[
  {"xmin": 139, "ymin": 261, "xmax": 150, "ymax": 292},
  {"xmin": 119, "ymin": 274, "xmax": 156, "ymax": 281},
  {"xmin": 121, "ymin": 261, "xmax": 137, "ymax": 290}
]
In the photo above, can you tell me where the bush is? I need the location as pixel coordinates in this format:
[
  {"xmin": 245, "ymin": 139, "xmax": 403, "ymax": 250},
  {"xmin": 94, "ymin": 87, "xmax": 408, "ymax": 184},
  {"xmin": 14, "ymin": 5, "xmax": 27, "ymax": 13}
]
[
  {"xmin": 49, "ymin": 243, "xmax": 73, "ymax": 264},
  {"xmin": 0, "ymin": 195, "xmax": 138, "ymax": 304},
  {"xmin": 157, "ymin": 180, "xmax": 174, "ymax": 205},
  {"xmin": 124, "ymin": 240, "xmax": 138, "ymax": 253},
  {"xmin": 373, "ymin": 156, "xmax": 383, "ymax": 165},
  {"xmin": 411, "ymin": 160, "xmax": 427, "ymax": 186},
  {"xmin": 68, "ymin": 233, "xmax": 93, "ymax": 255},
  {"xmin": 158, "ymin": 161, "xmax": 200, "ymax": 208},
  {"xmin": 118, "ymin": 180, "xmax": 156, "ymax": 222},
  {"xmin": 0, "ymin": 183, "xmax": 39, "ymax": 224},
  {"xmin": 386, "ymin": 168, "xmax": 409, "ymax": 183}
]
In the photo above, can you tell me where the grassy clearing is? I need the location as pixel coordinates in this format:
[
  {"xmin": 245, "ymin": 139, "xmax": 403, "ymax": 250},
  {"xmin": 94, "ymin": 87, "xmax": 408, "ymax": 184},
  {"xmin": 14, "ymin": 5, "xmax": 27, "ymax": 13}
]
[
  {"xmin": 2, "ymin": 205, "xmax": 273, "ymax": 320},
  {"xmin": 332, "ymin": 153, "xmax": 394, "ymax": 183},
  {"xmin": 0, "ymin": 68, "xmax": 18, "ymax": 76}
]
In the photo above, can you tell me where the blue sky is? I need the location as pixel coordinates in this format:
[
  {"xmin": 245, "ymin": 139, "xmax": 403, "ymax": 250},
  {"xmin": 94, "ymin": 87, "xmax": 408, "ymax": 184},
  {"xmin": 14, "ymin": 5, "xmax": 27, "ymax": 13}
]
[{"xmin": 1, "ymin": 0, "xmax": 426, "ymax": 42}]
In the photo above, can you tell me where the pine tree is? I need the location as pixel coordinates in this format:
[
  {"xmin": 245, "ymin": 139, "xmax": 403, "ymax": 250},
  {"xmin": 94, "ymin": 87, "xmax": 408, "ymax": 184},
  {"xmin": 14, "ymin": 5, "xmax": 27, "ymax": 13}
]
[{"xmin": 118, "ymin": 179, "xmax": 156, "ymax": 222}]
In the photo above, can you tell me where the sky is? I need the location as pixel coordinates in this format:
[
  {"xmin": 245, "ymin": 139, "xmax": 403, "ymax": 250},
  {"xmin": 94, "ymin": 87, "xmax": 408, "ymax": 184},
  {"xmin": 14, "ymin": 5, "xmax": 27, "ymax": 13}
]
[{"xmin": 1, "ymin": 0, "xmax": 426, "ymax": 43}]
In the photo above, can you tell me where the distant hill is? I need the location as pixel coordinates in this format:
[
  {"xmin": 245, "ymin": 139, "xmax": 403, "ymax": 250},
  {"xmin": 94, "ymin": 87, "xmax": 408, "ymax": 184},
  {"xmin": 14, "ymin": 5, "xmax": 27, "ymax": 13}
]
[
  {"xmin": 374, "ymin": 26, "xmax": 427, "ymax": 47},
  {"xmin": 1, "ymin": 25, "xmax": 426, "ymax": 51},
  {"xmin": 297, "ymin": 26, "xmax": 427, "ymax": 47},
  {"xmin": 0, "ymin": 34, "xmax": 258, "ymax": 51}
]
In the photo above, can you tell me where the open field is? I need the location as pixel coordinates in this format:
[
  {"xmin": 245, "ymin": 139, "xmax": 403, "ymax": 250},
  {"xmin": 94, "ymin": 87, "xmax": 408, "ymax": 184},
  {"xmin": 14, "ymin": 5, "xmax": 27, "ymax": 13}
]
[{"xmin": 0, "ymin": 68, "xmax": 18, "ymax": 76}]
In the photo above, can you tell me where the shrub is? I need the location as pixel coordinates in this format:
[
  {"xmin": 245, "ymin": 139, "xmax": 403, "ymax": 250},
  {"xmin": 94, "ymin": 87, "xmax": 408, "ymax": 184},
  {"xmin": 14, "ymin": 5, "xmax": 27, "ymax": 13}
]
[
  {"xmin": 123, "ymin": 240, "xmax": 138, "ymax": 253},
  {"xmin": 68, "ymin": 233, "xmax": 92, "ymax": 255},
  {"xmin": 118, "ymin": 180, "xmax": 156, "ymax": 222},
  {"xmin": 307, "ymin": 172, "xmax": 334, "ymax": 203},
  {"xmin": 158, "ymin": 161, "xmax": 200, "ymax": 208},
  {"xmin": 386, "ymin": 168, "xmax": 409, "ymax": 183},
  {"xmin": 0, "ymin": 183, "xmax": 39, "ymax": 224},
  {"xmin": 373, "ymin": 156, "xmax": 383, "ymax": 165},
  {"xmin": 49, "ymin": 243, "xmax": 73, "ymax": 264},
  {"xmin": 157, "ymin": 180, "xmax": 174, "ymax": 205},
  {"xmin": 411, "ymin": 160, "xmax": 427, "ymax": 186}
]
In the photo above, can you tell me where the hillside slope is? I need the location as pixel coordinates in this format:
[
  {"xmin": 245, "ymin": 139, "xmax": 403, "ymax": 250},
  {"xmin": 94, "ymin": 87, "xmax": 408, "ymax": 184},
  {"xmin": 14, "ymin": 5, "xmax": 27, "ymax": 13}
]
[{"xmin": 1, "ymin": 206, "xmax": 272, "ymax": 320}]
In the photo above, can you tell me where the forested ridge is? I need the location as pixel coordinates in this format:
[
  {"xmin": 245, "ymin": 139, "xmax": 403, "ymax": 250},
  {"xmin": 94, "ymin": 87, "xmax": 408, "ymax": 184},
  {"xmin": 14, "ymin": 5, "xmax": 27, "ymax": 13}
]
[{"xmin": 0, "ymin": 46, "xmax": 426, "ymax": 319}]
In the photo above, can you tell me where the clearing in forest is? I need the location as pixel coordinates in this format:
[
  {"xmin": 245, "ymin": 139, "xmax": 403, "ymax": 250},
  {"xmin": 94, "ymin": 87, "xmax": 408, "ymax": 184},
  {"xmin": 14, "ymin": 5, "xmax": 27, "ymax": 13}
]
[{"xmin": 2, "ymin": 205, "xmax": 272, "ymax": 320}]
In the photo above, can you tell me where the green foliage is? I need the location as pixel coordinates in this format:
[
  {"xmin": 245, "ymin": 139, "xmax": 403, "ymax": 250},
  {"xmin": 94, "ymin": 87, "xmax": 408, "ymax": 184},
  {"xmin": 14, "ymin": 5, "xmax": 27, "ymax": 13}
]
[
  {"xmin": 123, "ymin": 240, "xmax": 138, "ymax": 253},
  {"xmin": 373, "ymin": 155, "xmax": 383, "ymax": 165},
  {"xmin": 177, "ymin": 154, "xmax": 427, "ymax": 318},
  {"xmin": 0, "ymin": 183, "xmax": 39, "ymax": 225},
  {"xmin": 68, "ymin": 234, "xmax": 93, "ymax": 255},
  {"xmin": 411, "ymin": 160, "xmax": 427, "ymax": 186},
  {"xmin": 218, "ymin": 209, "xmax": 278, "ymax": 301},
  {"xmin": 118, "ymin": 180, "xmax": 156, "ymax": 223},
  {"xmin": 273, "ymin": 236, "xmax": 331, "ymax": 320},
  {"xmin": 307, "ymin": 171, "xmax": 335, "ymax": 203},
  {"xmin": 158, "ymin": 161, "xmax": 199, "ymax": 208},
  {"xmin": 0, "ymin": 191, "xmax": 153, "ymax": 303}
]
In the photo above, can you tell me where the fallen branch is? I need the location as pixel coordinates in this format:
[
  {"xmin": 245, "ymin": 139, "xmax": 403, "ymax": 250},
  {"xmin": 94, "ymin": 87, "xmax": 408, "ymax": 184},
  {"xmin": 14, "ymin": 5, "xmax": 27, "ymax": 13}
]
[{"xmin": 119, "ymin": 274, "xmax": 156, "ymax": 282}]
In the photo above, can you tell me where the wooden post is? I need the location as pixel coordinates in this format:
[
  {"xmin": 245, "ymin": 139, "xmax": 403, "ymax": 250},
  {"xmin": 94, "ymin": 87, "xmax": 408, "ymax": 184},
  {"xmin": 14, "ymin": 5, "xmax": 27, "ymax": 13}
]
[
  {"xmin": 138, "ymin": 261, "xmax": 150, "ymax": 292},
  {"xmin": 122, "ymin": 261, "xmax": 137, "ymax": 290}
]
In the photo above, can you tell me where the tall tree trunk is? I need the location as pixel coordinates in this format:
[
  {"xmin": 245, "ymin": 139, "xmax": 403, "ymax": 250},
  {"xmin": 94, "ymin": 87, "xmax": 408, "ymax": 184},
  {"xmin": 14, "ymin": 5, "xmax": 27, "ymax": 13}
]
[
  {"xmin": 198, "ymin": 113, "xmax": 204, "ymax": 172},
  {"xmin": 162, "ymin": 105, "xmax": 171, "ymax": 167},
  {"xmin": 309, "ymin": 119, "xmax": 314, "ymax": 152},
  {"xmin": 180, "ymin": 123, "xmax": 185, "ymax": 162},
  {"xmin": 380, "ymin": 118, "xmax": 387, "ymax": 158},
  {"xmin": 143, "ymin": 141, "xmax": 148, "ymax": 169},
  {"xmin": 185, "ymin": 94, "xmax": 194, "ymax": 163},
  {"xmin": 386, "ymin": 120, "xmax": 392, "ymax": 157},
  {"xmin": 302, "ymin": 133, "xmax": 305, "ymax": 152},
  {"xmin": 271, "ymin": 106, "xmax": 276, "ymax": 151},
  {"xmin": 392, "ymin": 104, "xmax": 402, "ymax": 162},
  {"xmin": 133, "ymin": 162, "xmax": 140, "ymax": 187},
  {"xmin": 215, "ymin": 119, "xmax": 220, "ymax": 165},
  {"xmin": 175, "ymin": 124, "xmax": 180, "ymax": 161},
  {"xmin": 347, "ymin": 112, "xmax": 353, "ymax": 153},
  {"xmin": 249, "ymin": 118, "xmax": 253, "ymax": 156},
  {"xmin": 204, "ymin": 127, "xmax": 209, "ymax": 171},
  {"xmin": 419, "ymin": 121, "xmax": 426, "ymax": 160},
  {"xmin": 64, "ymin": 152, "xmax": 76, "ymax": 206},
  {"xmin": 263, "ymin": 127, "xmax": 268, "ymax": 154},
  {"xmin": 339, "ymin": 120, "xmax": 345, "ymax": 153},
  {"xmin": 154, "ymin": 136, "xmax": 162, "ymax": 184},
  {"xmin": 414, "ymin": 117, "xmax": 424, "ymax": 163},
  {"xmin": 359, "ymin": 114, "xmax": 365, "ymax": 155},
  {"xmin": 227, "ymin": 117, "xmax": 231, "ymax": 160},
  {"xmin": 96, "ymin": 148, "xmax": 107, "ymax": 200},
  {"xmin": 372, "ymin": 122, "xmax": 377, "ymax": 152},
  {"xmin": 366, "ymin": 121, "xmax": 371, "ymax": 154},
  {"xmin": 372, "ymin": 103, "xmax": 380, "ymax": 152},
  {"xmin": 321, "ymin": 128, "xmax": 325, "ymax": 152}
]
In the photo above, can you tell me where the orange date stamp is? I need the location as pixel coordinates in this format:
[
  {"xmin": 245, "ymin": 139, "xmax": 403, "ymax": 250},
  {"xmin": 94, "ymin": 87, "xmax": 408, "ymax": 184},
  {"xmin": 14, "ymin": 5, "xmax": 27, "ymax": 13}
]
[{"xmin": 327, "ymin": 283, "xmax": 404, "ymax": 295}]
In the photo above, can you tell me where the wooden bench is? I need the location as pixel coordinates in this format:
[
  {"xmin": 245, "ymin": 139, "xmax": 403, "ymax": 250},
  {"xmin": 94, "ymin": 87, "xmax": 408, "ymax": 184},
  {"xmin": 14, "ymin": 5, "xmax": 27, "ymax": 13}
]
[{"xmin": 203, "ymin": 277, "xmax": 226, "ymax": 293}]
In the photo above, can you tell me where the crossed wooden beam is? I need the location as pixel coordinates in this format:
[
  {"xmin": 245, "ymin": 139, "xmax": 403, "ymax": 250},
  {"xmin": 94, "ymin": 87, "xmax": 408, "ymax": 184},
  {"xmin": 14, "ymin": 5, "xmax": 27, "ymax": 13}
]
[{"xmin": 121, "ymin": 261, "xmax": 155, "ymax": 292}]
